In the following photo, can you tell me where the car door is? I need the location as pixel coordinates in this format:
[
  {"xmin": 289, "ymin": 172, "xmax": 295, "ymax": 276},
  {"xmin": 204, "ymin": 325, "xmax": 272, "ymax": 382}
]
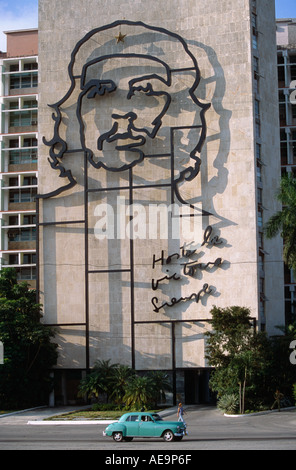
[
  {"xmin": 138, "ymin": 415, "xmax": 157, "ymax": 437},
  {"xmin": 125, "ymin": 415, "xmax": 140, "ymax": 436}
]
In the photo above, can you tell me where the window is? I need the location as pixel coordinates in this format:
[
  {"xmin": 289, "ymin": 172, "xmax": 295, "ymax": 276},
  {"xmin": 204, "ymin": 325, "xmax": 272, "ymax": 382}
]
[
  {"xmin": 23, "ymin": 253, "xmax": 36, "ymax": 264},
  {"xmin": 17, "ymin": 267, "xmax": 36, "ymax": 280},
  {"xmin": 257, "ymin": 187, "xmax": 262, "ymax": 205},
  {"xmin": 254, "ymin": 56, "xmax": 259, "ymax": 76},
  {"xmin": 257, "ymin": 209, "xmax": 263, "ymax": 227},
  {"xmin": 253, "ymin": 56, "xmax": 259, "ymax": 93},
  {"xmin": 9, "ymin": 101, "xmax": 19, "ymax": 110},
  {"xmin": 256, "ymin": 164, "xmax": 262, "ymax": 183},
  {"xmin": 252, "ymin": 14, "xmax": 258, "ymax": 49},
  {"xmin": 259, "ymin": 252, "xmax": 264, "ymax": 271},
  {"xmin": 9, "ymin": 148, "xmax": 38, "ymax": 165},
  {"xmin": 9, "ymin": 63, "xmax": 19, "ymax": 72},
  {"xmin": 255, "ymin": 99, "xmax": 260, "ymax": 119},
  {"xmin": 9, "ymin": 188, "xmax": 37, "ymax": 203},
  {"xmin": 23, "ymin": 138, "xmax": 37, "ymax": 147},
  {"xmin": 8, "ymin": 216, "xmax": 18, "ymax": 226},
  {"xmin": 9, "ymin": 254, "xmax": 18, "ymax": 265},
  {"xmin": 23, "ymin": 62, "xmax": 38, "ymax": 71},
  {"xmin": 23, "ymin": 214, "xmax": 36, "ymax": 225},
  {"xmin": 8, "ymin": 177, "xmax": 18, "ymax": 187},
  {"xmin": 126, "ymin": 415, "xmax": 139, "ymax": 422},
  {"xmin": 255, "ymin": 121, "xmax": 261, "ymax": 139},
  {"xmin": 256, "ymin": 143, "xmax": 262, "ymax": 161},
  {"xmin": 23, "ymin": 100, "xmax": 38, "ymax": 109},
  {"xmin": 7, "ymin": 228, "xmax": 36, "ymax": 242},
  {"xmin": 23, "ymin": 176, "xmax": 37, "ymax": 186},
  {"xmin": 9, "ymin": 110, "xmax": 37, "ymax": 127},
  {"xmin": 10, "ymin": 72, "xmax": 38, "ymax": 90},
  {"xmin": 8, "ymin": 139, "xmax": 19, "ymax": 148},
  {"xmin": 258, "ymin": 232, "xmax": 264, "ymax": 249}
]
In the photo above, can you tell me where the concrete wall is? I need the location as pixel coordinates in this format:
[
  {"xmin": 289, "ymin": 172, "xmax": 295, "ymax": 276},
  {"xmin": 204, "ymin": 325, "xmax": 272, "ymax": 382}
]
[{"xmin": 38, "ymin": 0, "xmax": 284, "ymax": 371}]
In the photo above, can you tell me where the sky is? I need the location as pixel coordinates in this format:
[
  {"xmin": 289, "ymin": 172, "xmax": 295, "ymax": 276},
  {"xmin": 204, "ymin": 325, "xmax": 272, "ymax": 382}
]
[{"xmin": 0, "ymin": 0, "xmax": 296, "ymax": 52}]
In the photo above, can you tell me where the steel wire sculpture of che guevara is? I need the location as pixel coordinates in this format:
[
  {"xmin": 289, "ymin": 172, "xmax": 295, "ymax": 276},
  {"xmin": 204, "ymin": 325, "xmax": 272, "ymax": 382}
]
[{"xmin": 42, "ymin": 20, "xmax": 211, "ymax": 205}]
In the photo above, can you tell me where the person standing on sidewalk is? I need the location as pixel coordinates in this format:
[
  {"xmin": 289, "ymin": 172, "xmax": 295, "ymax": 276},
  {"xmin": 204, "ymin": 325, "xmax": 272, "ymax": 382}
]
[
  {"xmin": 177, "ymin": 403, "xmax": 185, "ymax": 422},
  {"xmin": 177, "ymin": 402, "xmax": 188, "ymax": 434}
]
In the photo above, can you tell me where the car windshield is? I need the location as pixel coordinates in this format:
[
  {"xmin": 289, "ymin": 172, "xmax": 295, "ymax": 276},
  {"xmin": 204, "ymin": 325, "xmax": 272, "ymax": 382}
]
[{"xmin": 152, "ymin": 414, "xmax": 163, "ymax": 421}]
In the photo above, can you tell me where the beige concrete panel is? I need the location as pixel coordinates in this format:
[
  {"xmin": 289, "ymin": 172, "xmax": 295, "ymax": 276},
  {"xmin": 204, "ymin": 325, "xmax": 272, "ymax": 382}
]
[
  {"xmin": 39, "ymin": 223, "xmax": 85, "ymax": 325},
  {"xmin": 88, "ymin": 271, "xmax": 132, "ymax": 367},
  {"xmin": 134, "ymin": 323, "xmax": 172, "ymax": 370},
  {"xmin": 53, "ymin": 326, "xmax": 86, "ymax": 369}
]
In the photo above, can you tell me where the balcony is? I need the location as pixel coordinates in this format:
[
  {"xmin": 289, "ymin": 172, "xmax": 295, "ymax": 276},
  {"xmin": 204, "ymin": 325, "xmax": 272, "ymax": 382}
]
[
  {"xmin": 7, "ymin": 227, "xmax": 36, "ymax": 250},
  {"xmin": 8, "ymin": 187, "xmax": 37, "ymax": 211},
  {"xmin": 8, "ymin": 110, "xmax": 38, "ymax": 134},
  {"xmin": 8, "ymin": 72, "xmax": 38, "ymax": 96}
]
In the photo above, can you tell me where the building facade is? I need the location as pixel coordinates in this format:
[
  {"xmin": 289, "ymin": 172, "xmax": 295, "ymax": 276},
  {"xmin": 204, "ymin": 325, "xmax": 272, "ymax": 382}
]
[
  {"xmin": 0, "ymin": 30, "xmax": 38, "ymax": 288},
  {"xmin": 277, "ymin": 19, "xmax": 296, "ymax": 325},
  {"xmin": 37, "ymin": 0, "xmax": 284, "ymax": 405}
]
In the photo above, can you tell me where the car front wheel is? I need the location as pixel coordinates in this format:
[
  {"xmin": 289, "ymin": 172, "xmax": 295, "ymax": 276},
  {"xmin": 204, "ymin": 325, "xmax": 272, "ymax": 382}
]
[
  {"xmin": 113, "ymin": 431, "xmax": 123, "ymax": 442},
  {"xmin": 163, "ymin": 430, "xmax": 174, "ymax": 442}
]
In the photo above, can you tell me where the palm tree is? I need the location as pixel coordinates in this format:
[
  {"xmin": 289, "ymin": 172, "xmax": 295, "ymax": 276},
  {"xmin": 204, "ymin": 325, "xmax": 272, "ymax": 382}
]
[
  {"xmin": 264, "ymin": 173, "xmax": 296, "ymax": 269},
  {"xmin": 109, "ymin": 365, "xmax": 135, "ymax": 405},
  {"xmin": 123, "ymin": 375, "xmax": 154, "ymax": 410},
  {"xmin": 78, "ymin": 359, "xmax": 118, "ymax": 403},
  {"xmin": 148, "ymin": 371, "xmax": 172, "ymax": 406}
]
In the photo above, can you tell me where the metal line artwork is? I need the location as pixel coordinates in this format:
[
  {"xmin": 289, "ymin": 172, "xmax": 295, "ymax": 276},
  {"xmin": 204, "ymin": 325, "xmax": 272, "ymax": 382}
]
[
  {"xmin": 150, "ymin": 225, "xmax": 223, "ymax": 313},
  {"xmin": 40, "ymin": 20, "xmax": 210, "ymax": 201},
  {"xmin": 38, "ymin": 20, "xmax": 214, "ymax": 388}
]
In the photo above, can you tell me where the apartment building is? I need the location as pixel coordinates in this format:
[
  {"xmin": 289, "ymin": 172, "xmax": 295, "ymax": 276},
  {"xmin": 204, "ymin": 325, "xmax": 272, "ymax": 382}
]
[
  {"xmin": 0, "ymin": 29, "xmax": 38, "ymax": 288},
  {"xmin": 277, "ymin": 19, "xmax": 296, "ymax": 324}
]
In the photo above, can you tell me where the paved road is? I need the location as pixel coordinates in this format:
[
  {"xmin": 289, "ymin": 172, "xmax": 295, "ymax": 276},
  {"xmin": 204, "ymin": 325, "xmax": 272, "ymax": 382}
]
[{"xmin": 0, "ymin": 405, "xmax": 296, "ymax": 451}]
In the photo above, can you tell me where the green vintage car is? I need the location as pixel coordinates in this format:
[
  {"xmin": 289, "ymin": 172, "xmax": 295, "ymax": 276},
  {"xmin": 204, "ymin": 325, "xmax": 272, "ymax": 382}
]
[{"xmin": 103, "ymin": 412, "xmax": 186, "ymax": 442}]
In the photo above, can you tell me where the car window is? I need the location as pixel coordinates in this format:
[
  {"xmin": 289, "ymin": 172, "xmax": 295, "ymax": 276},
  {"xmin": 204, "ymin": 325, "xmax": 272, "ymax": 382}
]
[
  {"xmin": 141, "ymin": 415, "xmax": 153, "ymax": 422},
  {"xmin": 126, "ymin": 415, "xmax": 139, "ymax": 422}
]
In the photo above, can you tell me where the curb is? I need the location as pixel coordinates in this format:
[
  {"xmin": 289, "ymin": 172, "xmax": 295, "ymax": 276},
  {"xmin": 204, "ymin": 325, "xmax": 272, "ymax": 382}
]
[
  {"xmin": 224, "ymin": 406, "xmax": 296, "ymax": 418},
  {"xmin": 27, "ymin": 419, "xmax": 117, "ymax": 425}
]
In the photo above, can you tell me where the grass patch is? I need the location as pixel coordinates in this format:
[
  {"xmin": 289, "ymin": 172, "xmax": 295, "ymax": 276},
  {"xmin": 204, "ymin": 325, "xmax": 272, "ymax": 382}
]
[{"xmin": 45, "ymin": 409, "xmax": 122, "ymax": 420}]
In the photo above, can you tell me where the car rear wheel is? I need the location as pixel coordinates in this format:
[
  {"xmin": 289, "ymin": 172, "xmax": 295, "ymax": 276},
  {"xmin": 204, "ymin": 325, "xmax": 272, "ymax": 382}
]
[
  {"xmin": 113, "ymin": 431, "xmax": 123, "ymax": 442},
  {"xmin": 163, "ymin": 430, "xmax": 174, "ymax": 442}
]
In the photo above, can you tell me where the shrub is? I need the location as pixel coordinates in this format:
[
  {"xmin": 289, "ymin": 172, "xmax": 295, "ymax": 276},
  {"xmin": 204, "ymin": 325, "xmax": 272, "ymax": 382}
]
[
  {"xmin": 91, "ymin": 403, "xmax": 124, "ymax": 411},
  {"xmin": 217, "ymin": 394, "xmax": 239, "ymax": 414}
]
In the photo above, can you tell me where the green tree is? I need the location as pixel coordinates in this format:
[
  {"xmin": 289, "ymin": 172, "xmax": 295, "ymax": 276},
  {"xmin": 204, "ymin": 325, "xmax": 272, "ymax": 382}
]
[
  {"xmin": 78, "ymin": 359, "xmax": 118, "ymax": 403},
  {"xmin": 267, "ymin": 323, "xmax": 296, "ymax": 401},
  {"xmin": 109, "ymin": 365, "xmax": 135, "ymax": 405},
  {"xmin": 205, "ymin": 306, "xmax": 270, "ymax": 413},
  {"xmin": 264, "ymin": 172, "xmax": 296, "ymax": 269},
  {"xmin": 148, "ymin": 371, "xmax": 172, "ymax": 406},
  {"xmin": 123, "ymin": 375, "xmax": 154, "ymax": 410},
  {"xmin": 0, "ymin": 268, "xmax": 58, "ymax": 409}
]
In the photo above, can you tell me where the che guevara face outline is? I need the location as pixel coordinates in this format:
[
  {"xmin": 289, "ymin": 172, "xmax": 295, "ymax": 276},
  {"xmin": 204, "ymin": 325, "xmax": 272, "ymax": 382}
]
[
  {"xmin": 42, "ymin": 20, "xmax": 210, "ymax": 202},
  {"xmin": 77, "ymin": 54, "xmax": 172, "ymax": 172}
]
